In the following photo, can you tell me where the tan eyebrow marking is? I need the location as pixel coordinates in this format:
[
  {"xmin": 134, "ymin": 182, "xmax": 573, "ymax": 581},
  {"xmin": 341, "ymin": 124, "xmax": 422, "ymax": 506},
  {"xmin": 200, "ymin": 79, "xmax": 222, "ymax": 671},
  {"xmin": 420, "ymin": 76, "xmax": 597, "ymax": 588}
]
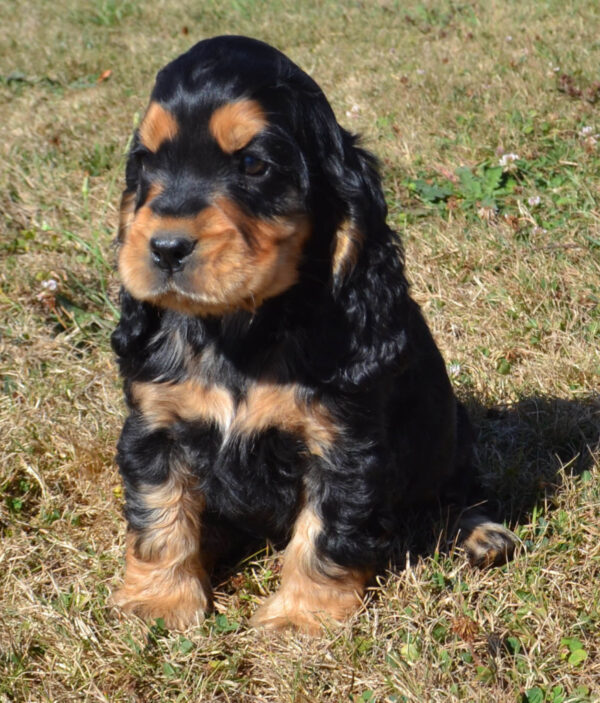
[
  {"xmin": 139, "ymin": 102, "xmax": 179, "ymax": 153},
  {"xmin": 209, "ymin": 99, "xmax": 267, "ymax": 154}
]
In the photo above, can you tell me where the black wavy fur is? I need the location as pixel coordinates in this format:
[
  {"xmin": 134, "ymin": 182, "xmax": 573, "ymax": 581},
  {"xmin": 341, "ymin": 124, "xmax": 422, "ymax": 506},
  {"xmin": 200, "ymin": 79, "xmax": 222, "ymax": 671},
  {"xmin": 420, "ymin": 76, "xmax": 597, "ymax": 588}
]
[{"xmin": 112, "ymin": 36, "xmax": 476, "ymax": 577}]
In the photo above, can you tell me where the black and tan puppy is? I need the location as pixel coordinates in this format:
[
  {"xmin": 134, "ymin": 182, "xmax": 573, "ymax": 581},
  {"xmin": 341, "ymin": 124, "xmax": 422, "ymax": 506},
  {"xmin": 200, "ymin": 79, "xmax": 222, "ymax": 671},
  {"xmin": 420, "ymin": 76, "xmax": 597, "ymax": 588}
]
[{"xmin": 111, "ymin": 35, "xmax": 515, "ymax": 633}]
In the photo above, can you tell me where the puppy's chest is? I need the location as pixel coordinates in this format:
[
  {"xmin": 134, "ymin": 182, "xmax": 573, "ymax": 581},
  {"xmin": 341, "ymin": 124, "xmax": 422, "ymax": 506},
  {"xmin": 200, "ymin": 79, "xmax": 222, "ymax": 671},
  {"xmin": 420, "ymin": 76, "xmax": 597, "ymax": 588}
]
[{"xmin": 130, "ymin": 346, "xmax": 337, "ymax": 460}]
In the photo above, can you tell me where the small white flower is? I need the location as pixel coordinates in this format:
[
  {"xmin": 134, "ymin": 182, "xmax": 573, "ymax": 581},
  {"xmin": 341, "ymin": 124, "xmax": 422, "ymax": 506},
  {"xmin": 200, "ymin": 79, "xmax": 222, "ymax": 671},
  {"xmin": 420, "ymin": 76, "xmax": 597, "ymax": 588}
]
[
  {"xmin": 579, "ymin": 125, "xmax": 595, "ymax": 137},
  {"xmin": 416, "ymin": 68, "xmax": 425, "ymax": 75},
  {"xmin": 448, "ymin": 363, "xmax": 461, "ymax": 378},
  {"xmin": 528, "ymin": 195, "xmax": 541, "ymax": 207},
  {"xmin": 506, "ymin": 35, "xmax": 513, "ymax": 42},
  {"xmin": 41, "ymin": 278, "xmax": 58, "ymax": 291},
  {"xmin": 345, "ymin": 104, "xmax": 361, "ymax": 119},
  {"xmin": 499, "ymin": 153, "xmax": 519, "ymax": 170}
]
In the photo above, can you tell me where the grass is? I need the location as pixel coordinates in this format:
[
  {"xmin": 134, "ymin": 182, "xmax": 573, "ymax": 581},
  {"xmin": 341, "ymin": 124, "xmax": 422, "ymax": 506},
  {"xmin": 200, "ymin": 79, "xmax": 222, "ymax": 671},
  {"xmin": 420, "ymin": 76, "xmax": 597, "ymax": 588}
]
[{"xmin": 1, "ymin": 0, "xmax": 599, "ymax": 701}]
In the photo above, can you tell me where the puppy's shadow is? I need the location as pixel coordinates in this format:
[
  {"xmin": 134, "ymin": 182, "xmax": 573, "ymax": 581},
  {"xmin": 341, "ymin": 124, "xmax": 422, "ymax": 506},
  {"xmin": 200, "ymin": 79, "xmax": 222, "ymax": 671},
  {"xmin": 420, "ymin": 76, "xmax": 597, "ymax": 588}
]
[
  {"xmin": 469, "ymin": 394, "xmax": 599, "ymax": 522},
  {"xmin": 392, "ymin": 393, "xmax": 600, "ymax": 562}
]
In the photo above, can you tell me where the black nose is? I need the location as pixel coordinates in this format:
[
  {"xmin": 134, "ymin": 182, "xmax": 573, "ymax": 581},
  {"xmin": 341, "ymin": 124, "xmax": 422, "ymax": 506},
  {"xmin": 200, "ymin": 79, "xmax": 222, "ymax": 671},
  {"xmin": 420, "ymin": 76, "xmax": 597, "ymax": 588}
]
[{"xmin": 150, "ymin": 235, "xmax": 196, "ymax": 273}]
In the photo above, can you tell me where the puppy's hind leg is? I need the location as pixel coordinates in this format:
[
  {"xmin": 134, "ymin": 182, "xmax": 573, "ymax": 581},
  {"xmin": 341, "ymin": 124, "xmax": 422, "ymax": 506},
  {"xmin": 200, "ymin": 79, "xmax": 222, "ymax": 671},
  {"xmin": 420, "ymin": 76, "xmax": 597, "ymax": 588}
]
[
  {"xmin": 447, "ymin": 404, "xmax": 518, "ymax": 568},
  {"xmin": 457, "ymin": 510, "xmax": 518, "ymax": 568}
]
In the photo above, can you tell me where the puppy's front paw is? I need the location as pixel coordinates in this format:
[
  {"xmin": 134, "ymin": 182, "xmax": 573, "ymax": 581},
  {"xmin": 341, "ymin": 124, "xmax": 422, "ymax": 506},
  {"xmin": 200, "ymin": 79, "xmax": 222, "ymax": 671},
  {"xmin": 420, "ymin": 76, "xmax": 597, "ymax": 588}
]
[
  {"xmin": 251, "ymin": 580, "xmax": 363, "ymax": 635},
  {"xmin": 112, "ymin": 547, "xmax": 213, "ymax": 630},
  {"xmin": 112, "ymin": 570, "xmax": 212, "ymax": 630}
]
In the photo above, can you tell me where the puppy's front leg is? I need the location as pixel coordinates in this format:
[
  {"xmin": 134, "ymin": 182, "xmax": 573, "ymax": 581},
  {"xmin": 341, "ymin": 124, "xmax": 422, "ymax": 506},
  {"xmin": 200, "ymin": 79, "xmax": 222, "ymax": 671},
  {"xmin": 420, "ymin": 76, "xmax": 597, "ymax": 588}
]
[
  {"xmin": 252, "ymin": 434, "xmax": 382, "ymax": 634},
  {"xmin": 251, "ymin": 504, "xmax": 371, "ymax": 635},
  {"xmin": 112, "ymin": 420, "xmax": 212, "ymax": 629}
]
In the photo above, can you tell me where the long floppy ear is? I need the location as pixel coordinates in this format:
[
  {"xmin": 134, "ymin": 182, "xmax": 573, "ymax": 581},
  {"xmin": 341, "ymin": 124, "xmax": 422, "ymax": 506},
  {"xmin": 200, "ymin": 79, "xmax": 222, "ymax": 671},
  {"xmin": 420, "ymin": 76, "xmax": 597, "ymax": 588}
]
[
  {"xmin": 298, "ymin": 93, "xmax": 390, "ymax": 285},
  {"xmin": 303, "ymin": 104, "xmax": 410, "ymax": 389},
  {"xmin": 326, "ymin": 131, "xmax": 389, "ymax": 292}
]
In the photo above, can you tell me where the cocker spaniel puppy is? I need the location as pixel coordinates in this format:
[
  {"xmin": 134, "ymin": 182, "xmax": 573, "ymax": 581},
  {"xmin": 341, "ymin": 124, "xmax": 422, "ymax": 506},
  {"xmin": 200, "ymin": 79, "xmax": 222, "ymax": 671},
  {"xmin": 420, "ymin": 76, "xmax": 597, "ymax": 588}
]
[{"xmin": 111, "ymin": 35, "xmax": 515, "ymax": 633}]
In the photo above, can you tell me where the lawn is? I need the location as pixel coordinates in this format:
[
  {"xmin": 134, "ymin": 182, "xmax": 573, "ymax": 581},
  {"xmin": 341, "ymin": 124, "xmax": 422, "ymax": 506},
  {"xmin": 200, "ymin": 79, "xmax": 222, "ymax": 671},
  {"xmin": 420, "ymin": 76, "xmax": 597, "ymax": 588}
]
[{"xmin": 1, "ymin": 1, "xmax": 599, "ymax": 701}]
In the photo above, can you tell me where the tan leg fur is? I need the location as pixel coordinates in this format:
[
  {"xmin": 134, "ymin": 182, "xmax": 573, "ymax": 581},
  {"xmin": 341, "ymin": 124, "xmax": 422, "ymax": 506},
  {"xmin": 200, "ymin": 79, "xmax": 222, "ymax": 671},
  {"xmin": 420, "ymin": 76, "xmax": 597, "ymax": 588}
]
[
  {"xmin": 251, "ymin": 506, "xmax": 371, "ymax": 635},
  {"xmin": 112, "ymin": 465, "xmax": 212, "ymax": 629}
]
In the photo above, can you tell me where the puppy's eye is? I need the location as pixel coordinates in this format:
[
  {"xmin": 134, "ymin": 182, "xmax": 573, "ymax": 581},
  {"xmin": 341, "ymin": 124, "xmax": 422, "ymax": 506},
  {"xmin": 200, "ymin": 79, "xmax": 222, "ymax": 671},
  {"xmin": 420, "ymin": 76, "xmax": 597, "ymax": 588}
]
[{"xmin": 240, "ymin": 154, "xmax": 268, "ymax": 176}]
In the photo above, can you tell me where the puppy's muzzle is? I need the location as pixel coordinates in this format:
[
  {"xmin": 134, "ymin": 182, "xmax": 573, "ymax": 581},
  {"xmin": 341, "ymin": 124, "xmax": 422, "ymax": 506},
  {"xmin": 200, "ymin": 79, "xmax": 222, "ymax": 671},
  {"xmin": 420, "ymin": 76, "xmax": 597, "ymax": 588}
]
[{"xmin": 150, "ymin": 234, "xmax": 196, "ymax": 274}]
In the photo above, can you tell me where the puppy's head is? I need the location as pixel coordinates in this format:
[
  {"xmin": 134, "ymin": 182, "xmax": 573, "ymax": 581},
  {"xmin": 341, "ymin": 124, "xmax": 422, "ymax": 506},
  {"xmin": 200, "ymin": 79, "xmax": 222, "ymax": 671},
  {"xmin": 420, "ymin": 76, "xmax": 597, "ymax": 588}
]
[{"xmin": 117, "ymin": 36, "xmax": 387, "ymax": 317}]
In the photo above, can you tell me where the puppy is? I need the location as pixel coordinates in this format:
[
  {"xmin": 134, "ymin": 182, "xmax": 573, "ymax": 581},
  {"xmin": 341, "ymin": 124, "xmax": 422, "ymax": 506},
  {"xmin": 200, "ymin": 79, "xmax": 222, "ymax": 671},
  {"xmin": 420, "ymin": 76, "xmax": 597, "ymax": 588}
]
[{"xmin": 111, "ymin": 35, "xmax": 515, "ymax": 633}]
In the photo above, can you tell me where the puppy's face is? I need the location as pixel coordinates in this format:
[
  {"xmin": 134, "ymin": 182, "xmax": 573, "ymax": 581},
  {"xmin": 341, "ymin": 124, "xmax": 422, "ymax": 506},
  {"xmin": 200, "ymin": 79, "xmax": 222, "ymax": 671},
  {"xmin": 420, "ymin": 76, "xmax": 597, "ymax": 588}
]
[{"xmin": 117, "ymin": 47, "xmax": 317, "ymax": 317}]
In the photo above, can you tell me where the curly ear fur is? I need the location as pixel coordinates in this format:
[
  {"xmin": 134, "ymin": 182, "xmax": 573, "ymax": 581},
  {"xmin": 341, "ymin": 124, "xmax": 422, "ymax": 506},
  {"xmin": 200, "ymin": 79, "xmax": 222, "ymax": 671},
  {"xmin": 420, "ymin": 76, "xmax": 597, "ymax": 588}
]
[
  {"xmin": 328, "ymin": 130, "xmax": 388, "ymax": 241},
  {"xmin": 112, "ymin": 135, "xmax": 164, "ymax": 376},
  {"xmin": 303, "ymin": 108, "xmax": 410, "ymax": 390}
]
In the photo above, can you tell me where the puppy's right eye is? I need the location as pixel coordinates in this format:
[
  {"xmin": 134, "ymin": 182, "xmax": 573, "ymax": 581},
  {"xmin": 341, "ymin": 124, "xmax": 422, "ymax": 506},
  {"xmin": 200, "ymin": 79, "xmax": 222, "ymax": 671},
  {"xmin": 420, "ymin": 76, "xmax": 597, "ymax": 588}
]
[{"xmin": 240, "ymin": 154, "xmax": 268, "ymax": 176}]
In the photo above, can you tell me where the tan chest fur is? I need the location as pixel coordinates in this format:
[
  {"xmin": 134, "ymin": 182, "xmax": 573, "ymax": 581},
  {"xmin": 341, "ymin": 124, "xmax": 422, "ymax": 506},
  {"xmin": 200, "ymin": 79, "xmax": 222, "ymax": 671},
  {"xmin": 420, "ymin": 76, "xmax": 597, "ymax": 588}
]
[{"xmin": 131, "ymin": 376, "xmax": 337, "ymax": 457}]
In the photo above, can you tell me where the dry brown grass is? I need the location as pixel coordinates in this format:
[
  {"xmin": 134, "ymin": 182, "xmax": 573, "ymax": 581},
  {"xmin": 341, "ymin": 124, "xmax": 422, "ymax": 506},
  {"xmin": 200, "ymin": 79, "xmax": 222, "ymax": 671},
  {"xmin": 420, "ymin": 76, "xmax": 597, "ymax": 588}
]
[{"xmin": 1, "ymin": 1, "xmax": 599, "ymax": 701}]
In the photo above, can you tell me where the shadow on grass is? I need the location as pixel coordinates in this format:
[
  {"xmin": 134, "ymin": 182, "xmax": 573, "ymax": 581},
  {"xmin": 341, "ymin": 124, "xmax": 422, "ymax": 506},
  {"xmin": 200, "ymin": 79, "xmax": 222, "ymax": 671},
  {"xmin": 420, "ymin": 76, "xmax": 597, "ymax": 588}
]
[{"xmin": 468, "ymin": 393, "xmax": 600, "ymax": 523}]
